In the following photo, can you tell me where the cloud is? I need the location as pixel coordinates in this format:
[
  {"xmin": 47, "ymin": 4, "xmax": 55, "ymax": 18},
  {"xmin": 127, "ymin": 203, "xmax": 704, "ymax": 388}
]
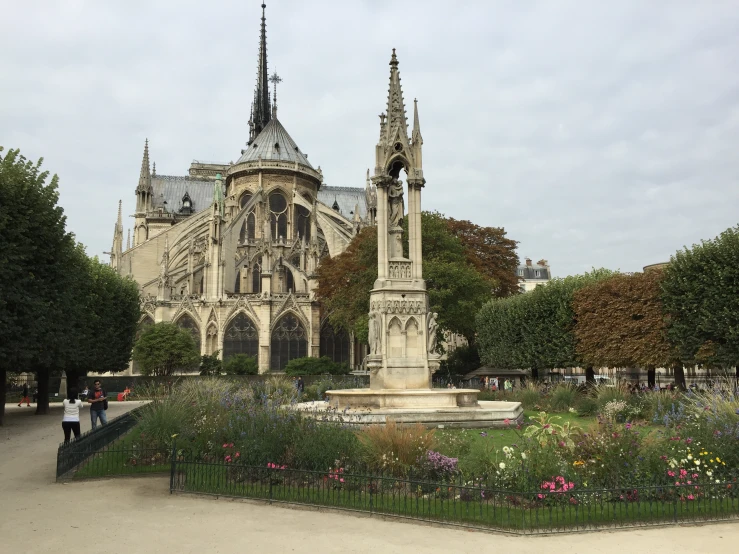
[{"xmin": 2, "ymin": 0, "xmax": 738, "ymax": 276}]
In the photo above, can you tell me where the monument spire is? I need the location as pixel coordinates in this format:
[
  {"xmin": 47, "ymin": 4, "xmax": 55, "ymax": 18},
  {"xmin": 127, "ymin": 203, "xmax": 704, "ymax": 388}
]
[
  {"xmin": 249, "ymin": 3, "xmax": 271, "ymax": 143},
  {"xmin": 383, "ymin": 48, "xmax": 409, "ymax": 146},
  {"xmin": 412, "ymin": 98, "xmax": 423, "ymax": 145}
]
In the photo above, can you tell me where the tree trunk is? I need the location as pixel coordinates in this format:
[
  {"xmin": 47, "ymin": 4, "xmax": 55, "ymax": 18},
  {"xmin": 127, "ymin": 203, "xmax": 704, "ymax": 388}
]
[
  {"xmin": 585, "ymin": 366, "xmax": 595, "ymax": 385},
  {"xmin": 0, "ymin": 368, "xmax": 6, "ymax": 426},
  {"xmin": 647, "ymin": 366, "xmax": 656, "ymax": 388},
  {"xmin": 35, "ymin": 368, "xmax": 50, "ymax": 415},
  {"xmin": 673, "ymin": 364, "xmax": 686, "ymax": 391}
]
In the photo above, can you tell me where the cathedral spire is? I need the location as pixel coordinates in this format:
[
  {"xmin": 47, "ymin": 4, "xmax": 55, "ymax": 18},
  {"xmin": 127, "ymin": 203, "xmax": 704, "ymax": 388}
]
[
  {"xmin": 412, "ymin": 98, "xmax": 423, "ymax": 145},
  {"xmin": 137, "ymin": 138, "xmax": 151, "ymax": 191},
  {"xmin": 383, "ymin": 48, "xmax": 409, "ymax": 146},
  {"xmin": 249, "ymin": 3, "xmax": 271, "ymax": 144}
]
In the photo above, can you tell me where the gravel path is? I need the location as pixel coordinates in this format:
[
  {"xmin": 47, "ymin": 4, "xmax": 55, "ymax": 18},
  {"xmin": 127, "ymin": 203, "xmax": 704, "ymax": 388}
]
[{"xmin": 1, "ymin": 402, "xmax": 737, "ymax": 553}]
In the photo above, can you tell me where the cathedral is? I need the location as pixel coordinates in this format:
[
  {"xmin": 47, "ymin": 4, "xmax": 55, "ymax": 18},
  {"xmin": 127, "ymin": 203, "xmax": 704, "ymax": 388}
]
[{"xmin": 110, "ymin": 4, "xmax": 424, "ymax": 374}]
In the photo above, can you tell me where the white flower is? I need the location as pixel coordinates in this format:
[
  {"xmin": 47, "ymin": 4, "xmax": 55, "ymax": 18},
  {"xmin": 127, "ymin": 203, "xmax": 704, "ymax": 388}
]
[
  {"xmin": 706, "ymin": 470, "xmax": 713, "ymax": 477},
  {"xmin": 499, "ymin": 462, "xmax": 506, "ymax": 470},
  {"xmin": 694, "ymin": 460, "xmax": 700, "ymax": 466},
  {"xmin": 687, "ymin": 454, "xmax": 693, "ymax": 460},
  {"xmin": 521, "ymin": 452, "xmax": 527, "ymax": 460}
]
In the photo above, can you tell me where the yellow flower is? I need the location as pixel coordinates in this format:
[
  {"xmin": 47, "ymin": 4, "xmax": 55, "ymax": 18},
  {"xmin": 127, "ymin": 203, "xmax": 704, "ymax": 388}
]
[{"xmin": 716, "ymin": 457, "xmax": 721, "ymax": 463}]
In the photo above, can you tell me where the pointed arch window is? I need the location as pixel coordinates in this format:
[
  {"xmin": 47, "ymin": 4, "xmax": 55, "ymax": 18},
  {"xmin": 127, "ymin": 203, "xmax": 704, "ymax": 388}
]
[
  {"xmin": 223, "ymin": 313, "xmax": 259, "ymax": 362},
  {"xmin": 295, "ymin": 205, "xmax": 311, "ymax": 241},
  {"xmin": 247, "ymin": 212, "xmax": 256, "ymax": 240},
  {"xmin": 175, "ymin": 314, "xmax": 201, "ymax": 354},
  {"xmin": 320, "ymin": 322, "xmax": 350, "ymax": 365},
  {"xmin": 269, "ymin": 192, "xmax": 288, "ymax": 240},
  {"xmin": 240, "ymin": 192, "xmax": 253, "ymax": 210},
  {"xmin": 270, "ymin": 314, "xmax": 307, "ymax": 370},
  {"xmin": 251, "ymin": 257, "xmax": 262, "ymax": 293}
]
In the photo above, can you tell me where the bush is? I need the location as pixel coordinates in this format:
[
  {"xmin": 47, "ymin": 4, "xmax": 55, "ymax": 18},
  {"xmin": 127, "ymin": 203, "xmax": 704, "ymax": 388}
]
[
  {"xmin": 517, "ymin": 381, "xmax": 544, "ymax": 409},
  {"xmin": 356, "ymin": 421, "xmax": 436, "ymax": 476},
  {"xmin": 284, "ymin": 356, "xmax": 350, "ymax": 376},
  {"xmin": 575, "ymin": 395, "xmax": 598, "ymax": 417},
  {"xmin": 595, "ymin": 382, "xmax": 629, "ymax": 409},
  {"xmin": 199, "ymin": 351, "xmax": 222, "ymax": 376},
  {"xmin": 223, "ymin": 354, "xmax": 258, "ymax": 375},
  {"xmin": 549, "ymin": 384, "xmax": 578, "ymax": 412}
]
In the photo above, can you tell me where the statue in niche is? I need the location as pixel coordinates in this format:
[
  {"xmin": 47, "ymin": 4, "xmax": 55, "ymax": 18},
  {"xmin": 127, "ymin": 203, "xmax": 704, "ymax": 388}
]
[
  {"xmin": 388, "ymin": 179, "xmax": 404, "ymax": 229},
  {"xmin": 368, "ymin": 311, "xmax": 381, "ymax": 355},
  {"xmin": 427, "ymin": 312, "xmax": 438, "ymax": 354}
]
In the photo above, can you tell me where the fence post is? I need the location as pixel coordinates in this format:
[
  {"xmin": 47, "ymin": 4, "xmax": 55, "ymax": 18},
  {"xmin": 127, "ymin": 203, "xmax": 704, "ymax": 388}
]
[
  {"xmin": 269, "ymin": 469, "xmax": 273, "ymax": 504},
  {"xmin": 169, "ymin": 439, "xmax": 177, "ymax": 494}
]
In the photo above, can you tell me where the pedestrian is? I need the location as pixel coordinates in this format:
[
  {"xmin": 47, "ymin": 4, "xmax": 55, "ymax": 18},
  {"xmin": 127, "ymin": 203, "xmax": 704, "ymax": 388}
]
[
  {"xmin": 297, "ymin": 377, "xmax": 305, "ymax": 395},
  {"xmin": 62, "ymin": 388, "xmax": 85, "ymax": 443},
  {"xmin": 87, "ymin": 380, "xmax": 108, "ymax": 429},
  {"xmin": 81, "ymin": 385, "xmax": 90, "ymax": 400},
  {"xmin": 17, "ymin": 383, "xmax": 31, "ymax": 407}
]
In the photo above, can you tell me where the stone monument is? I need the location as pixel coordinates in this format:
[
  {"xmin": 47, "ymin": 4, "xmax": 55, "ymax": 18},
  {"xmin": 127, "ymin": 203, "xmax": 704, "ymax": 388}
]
[{"xmin": 321, "ymin": 50, "xmax": 522, "ymax": 426}]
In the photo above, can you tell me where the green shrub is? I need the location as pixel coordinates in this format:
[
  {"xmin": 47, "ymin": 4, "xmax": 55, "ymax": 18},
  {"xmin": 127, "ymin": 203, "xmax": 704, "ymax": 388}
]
[
  {"xmin": 517, "ymin": 381, "xmax": 544, "ymax": 409},
  {"xmin": 284, "ymin": 356, "xmax": 350, "ymax": 376},
  {"xmin": 575, "ymin": 395, "xmax": 598, "ymax": 417},
  {"xmin": 549, "ymin": 384, "xmax": 578, "ymax": 412},
  {"xmin": 223, "ymin": 354, "xmax": 258, "ymax": 375},
  {"xmin": 595, "ymin": 382, "xmax": 630, "ymax": 408},
  {"xmin": 199, "ymin": 351, "xmax": 222, "ymax": 376}
]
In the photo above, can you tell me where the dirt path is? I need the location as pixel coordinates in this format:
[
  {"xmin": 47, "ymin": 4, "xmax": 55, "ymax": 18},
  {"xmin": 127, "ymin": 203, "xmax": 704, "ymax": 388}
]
[{"xmin": 1, "ymin": 403, "xmax": 737, "ymax": 553}]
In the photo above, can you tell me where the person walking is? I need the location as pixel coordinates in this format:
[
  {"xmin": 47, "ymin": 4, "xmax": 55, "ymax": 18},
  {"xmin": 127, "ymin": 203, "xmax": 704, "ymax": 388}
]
[
  {"xmin": 297, "ymin": 377, "xmax": 305, "ymax": 395},
  {"xmin": 62, "ymin": 388, "xmax": 85, "ymax": 443},
  {"xmin": 17, "ymin": 383, "xmax": 31, "ymax": 407},
  {"xmin": 87, "ymin": 380, "xmax": 108, "ymax": 429}
]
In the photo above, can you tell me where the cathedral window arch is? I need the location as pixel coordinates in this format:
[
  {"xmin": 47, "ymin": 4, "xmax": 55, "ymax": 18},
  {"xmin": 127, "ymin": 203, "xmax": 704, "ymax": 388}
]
[
  {"xmin": 223, "ymin": 313, "xmax": 259, "ymax": 362},
  {"xmin": 175, "ymin": 314, "xmax": 201, "ymax": 354},
  {"xmin": 295, "ymin": 204, "xmax": 311, "ymax": 241},
  {"xmin": 269, "ymin": 191, "xmax": 288, "ymax": 240},
  {"xmin": 320, "ymin": 322, "xmax": 350, "ymax": 365},
  {"xmin": 405, "ymin": 317, "xmax": 419, "ymax": 358},
  {"xmin": 239, "ymin": 192, "xmax": 253, "ymax": 210},
  {"xmin": 270, "ymin": 313, "xmax": 307, "ymax": 371},
  {"xmin": 251, "ymin": 257, "xmax": 262, "ymax": 293}
]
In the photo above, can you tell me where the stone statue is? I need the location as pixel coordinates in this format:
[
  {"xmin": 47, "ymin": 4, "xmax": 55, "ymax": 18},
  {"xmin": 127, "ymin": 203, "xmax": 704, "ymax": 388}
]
[
  {"xmin": 427, "ymin": 312, "xmax": 438, "ymax": 354},
  {"xmin": 388, "ymin": 179, "xmax": 404, "ymax": 228},
  {"xmin": 368, "ymin": 311, "xmax": 381, "ymax": 355}
]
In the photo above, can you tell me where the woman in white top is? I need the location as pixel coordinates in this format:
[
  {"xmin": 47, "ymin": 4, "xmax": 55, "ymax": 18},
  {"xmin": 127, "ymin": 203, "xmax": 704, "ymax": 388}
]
[{"xmin": 62, "ymin": 388, "xmax": 85, "ymax": 443}]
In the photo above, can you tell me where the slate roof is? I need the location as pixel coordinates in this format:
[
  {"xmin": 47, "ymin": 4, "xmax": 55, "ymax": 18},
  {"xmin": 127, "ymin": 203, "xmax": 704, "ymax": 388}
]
[
  {"xmin": 318, "ymin": 186, "xmax": 368, "ymax": 219},
  {"xmin": 516, "ymin": 263, "xmax": 550, "ymax": 280},
  {"xmin": 151, "ymin": 175, "xmax": 214, "ymax": 214},
  {"xmin": 236, "ymin": 118, "xmax": 313, "ymax": 168}
]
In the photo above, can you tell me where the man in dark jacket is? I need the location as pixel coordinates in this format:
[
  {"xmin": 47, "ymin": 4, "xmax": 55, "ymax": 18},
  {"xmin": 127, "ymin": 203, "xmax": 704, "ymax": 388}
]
[
  {"xmin": 18, "ymin": 383, "xmax": 31, "ymax": 407},
  {"xmin": 87, "ymin": 380, "xmax": 108, "ymax": 429}
]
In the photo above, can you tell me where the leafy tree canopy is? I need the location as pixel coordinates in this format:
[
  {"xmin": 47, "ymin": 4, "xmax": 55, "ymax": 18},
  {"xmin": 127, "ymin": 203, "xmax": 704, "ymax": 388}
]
[
  {"xmin": 222, "ymin": 354, "xmax": 258, "ymax": 375},
  {"xmin": 284, "ymin": 356, "xmax": 350, "ymax": 376},
  {"xmin": 132, "ymin": 323, "xmax": 200, "ymax": 376}
]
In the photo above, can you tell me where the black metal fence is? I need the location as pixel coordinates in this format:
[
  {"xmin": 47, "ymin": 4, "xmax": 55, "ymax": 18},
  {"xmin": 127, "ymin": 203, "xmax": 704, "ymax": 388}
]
[
  {"xmin": 55, "ymin": 407, "xmax": 144, "ymax": 480},
  {"xmin": 169, "ymin": 456, "xmax": 739, "ymax": 534}
]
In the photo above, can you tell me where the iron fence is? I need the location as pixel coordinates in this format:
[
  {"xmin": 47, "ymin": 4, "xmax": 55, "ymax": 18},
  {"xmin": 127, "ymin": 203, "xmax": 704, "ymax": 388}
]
[
  {"xmin": 55, "ymin": 406, "xmax": 145, "ymax": 480},
  {"xmin": 169, "ymin": 455, "xmax": 739, "ymax": 534}
]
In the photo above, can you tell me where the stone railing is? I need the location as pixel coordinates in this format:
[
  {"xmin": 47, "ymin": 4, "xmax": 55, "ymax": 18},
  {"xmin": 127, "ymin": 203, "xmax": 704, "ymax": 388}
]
[{"xmin": 229, "ymin": 159, "xmax": 322, "ymax": 181}]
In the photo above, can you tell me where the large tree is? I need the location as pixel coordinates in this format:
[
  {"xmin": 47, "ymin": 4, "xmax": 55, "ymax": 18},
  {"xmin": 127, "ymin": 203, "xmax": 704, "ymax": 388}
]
[
  {"xmin": 0, "ymin": 148, "xmax": 76, "ymax": 420},
  {"xmin": 572, "ymin": 270, "xmax": 677, "ymax": 388},
  {"xmin": 476, "ymin": 269, "xmax": 614, "ymax": 380},
  {"xmin": 316, "ymin": 211, "xmax": 504, "ymax": 346},
  {"xmin": 132, "ymin": 322, "xmax": 200, "ymax": 376},
  {"xmin": 662, "ymin": 225, "xmax": 739, "ymax": 380},
  {"xmin": 445, "ymin": 217, "xmax": 519, "ymax": 298}
]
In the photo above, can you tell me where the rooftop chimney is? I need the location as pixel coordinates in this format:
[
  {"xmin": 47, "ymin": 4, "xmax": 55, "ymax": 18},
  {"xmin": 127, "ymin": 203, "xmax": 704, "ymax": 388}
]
[{"xmin": 525, "ymin": 258, "xmax": 532, "ymax": 266}]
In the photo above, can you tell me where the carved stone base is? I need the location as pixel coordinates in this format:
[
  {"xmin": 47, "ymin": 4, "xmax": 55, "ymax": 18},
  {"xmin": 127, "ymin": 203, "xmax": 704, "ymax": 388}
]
[{"xmin": 325, "ymin": 388, "xmax": 479, "ymax": 409}]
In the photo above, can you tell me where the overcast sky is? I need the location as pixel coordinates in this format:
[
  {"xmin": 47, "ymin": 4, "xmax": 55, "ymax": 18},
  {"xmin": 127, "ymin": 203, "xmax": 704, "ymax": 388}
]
[{"xmin": 2, "ymin": 1, "xmax": 738, "ymax": 277}]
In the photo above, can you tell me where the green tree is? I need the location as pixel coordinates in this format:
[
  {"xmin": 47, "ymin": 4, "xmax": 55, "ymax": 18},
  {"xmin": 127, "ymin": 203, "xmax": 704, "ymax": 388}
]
[
  {"xmin": 0, "ymin": 147, "xmax": 77, "ymax": 420},
  {"xmin": 316, "ymin": 211, "xmax": 502, "ymax": 345},
  {"xmin": 438, "ymin": 344, "xmax": 481, "ymax": 381},
  {"xmin": 573, "ymin": 270, "xmax": 676, "ymax": 388},
  {"xmin": 284, "ymin": 356, "xmax": 350, "ymax": 376},
  {"xmin": 132, "ymin": 323, "xmax": 200, "ymax": 376},
  {"xmin": 476, "ymin": 269, "xmax": 614, "ymax": 380},
  {"xmin": 222, "ymin": 354, "xmax": 258, "ymax": 375},
  {"xmin": 199, "ymin": 351, "xmax": 223, "ymax": 376},
  {"xmin": 662, "ymin": 225, "xmax": 739, "ymax": 381}
]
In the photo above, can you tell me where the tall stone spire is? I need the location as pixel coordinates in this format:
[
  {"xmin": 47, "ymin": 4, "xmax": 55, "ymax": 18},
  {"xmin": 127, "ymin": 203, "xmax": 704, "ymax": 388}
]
[
  {"xmin": 111, "ymin": 200, "xmax": 124, "ymax": 270},
  {"xmin": 135, "ymin": 139, "xmax": 153, "ymax": 215},
  {"xmin": 249, "ymin": 3, "xmax": 271, "ymax": 144},
  {"xmin": 383, "ymin": 48, "xmax": 409, "ymax": 148},
  {"xmin": 412, "ymin": 98, "xmax": 423, "ymax": 145}
]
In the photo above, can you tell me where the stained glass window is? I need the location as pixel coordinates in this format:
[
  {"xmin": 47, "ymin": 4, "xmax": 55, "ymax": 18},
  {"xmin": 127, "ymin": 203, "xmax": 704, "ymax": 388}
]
[
  {"xmin": 223, "ymin": 313, "xmax": 259, "ymax": 362},
  {"xmin": 320, "ymin": 322, "xmax": 350, "ymax": 365},
  {"xmin": 270, "ymin": 314, "xmax": 307, "ymax": 370}
]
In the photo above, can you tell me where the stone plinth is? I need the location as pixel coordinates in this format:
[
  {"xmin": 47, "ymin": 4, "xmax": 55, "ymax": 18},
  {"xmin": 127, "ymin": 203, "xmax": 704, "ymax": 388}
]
[
  {"xmin": 326, "ymin": 388, "xmax": 479, "ymax": 410},
  {"xmin": 296, "ymin": 400, "xmax": 524, "ymax": 429}
]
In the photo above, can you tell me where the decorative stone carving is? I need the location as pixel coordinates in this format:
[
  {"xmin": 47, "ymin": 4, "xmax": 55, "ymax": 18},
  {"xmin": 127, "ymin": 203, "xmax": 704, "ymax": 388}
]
[
  {"xmin": 388, "ymin": 179, "xmax": 404, "ymax": 229},
  {"xmin": 388, "ymin": 260, "xmax": 412, "ymax": 279},
  {"xmin": 427, "ymin": 311, "xmax": 438, "ymax": 354},
  {"xmin": 172, "ymin": 295, "xmax": 201, "ymax": 323},
  {"xmin": 368, "ymin": 311, "xmax": 381, "ymax": 355},
  {"xmin": 370, "ymin": 299, "xmax": 425, "ymax": 314}
]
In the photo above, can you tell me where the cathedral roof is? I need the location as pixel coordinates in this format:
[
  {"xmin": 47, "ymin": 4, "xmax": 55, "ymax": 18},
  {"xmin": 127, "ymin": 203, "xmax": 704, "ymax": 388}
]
[
  {"xmin": 151, "ymin": 175, "xmax": 213, "ymax": 214},
  {"xmin": 235, "ymin": 117, "xmax": 314, "ymax": 168},
  {"xmin": 317, "ymin": 186, "xmax": 368, "ymax": 219}
]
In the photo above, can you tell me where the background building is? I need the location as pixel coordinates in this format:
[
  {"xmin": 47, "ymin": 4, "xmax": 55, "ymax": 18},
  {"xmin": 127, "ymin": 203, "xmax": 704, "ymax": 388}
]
[{"xmin": 517, "ymin": 258, "xmax": 551, "ymax": 292}]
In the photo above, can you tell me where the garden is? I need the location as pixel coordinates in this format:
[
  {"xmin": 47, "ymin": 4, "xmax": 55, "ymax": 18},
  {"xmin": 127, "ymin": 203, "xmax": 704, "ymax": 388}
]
[{"xmin": 62, "ymin": 376, "xmax": 739, "ymax": 533}]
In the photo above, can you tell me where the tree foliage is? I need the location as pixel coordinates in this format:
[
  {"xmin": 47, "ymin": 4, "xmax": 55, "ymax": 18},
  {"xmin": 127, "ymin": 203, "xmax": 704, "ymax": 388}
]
[
  {"xmin": 132, "ymin": 323, "xmax": 200, "ymax": 376},
  {"xmin": 199, "ymin": 351, "xmax": 223, "ymax": 376},
  {"xmin": 284, "ymin": 356, "xmax": 350, "ymax": 376},
  {"xmin": 572, "ymin": 270, "xmax": 676, "ymax": 370},
  {"xmin": 316, "ymin": 211, "xmax": 513, "ymax": 345},
  {"xmin": 445, "ymin": 217, "xmax": 519, "ymax": 298},
  {"xmin": 476, "ymin": 269, "xmax": 614, "ymax": 376},
  {"xmin": 222, "ymin": 354, "xmax": 258, "ymax": 375},
  {"xmin": 662, "ymin": 225, "xmax": 739, "ymax": 374}
]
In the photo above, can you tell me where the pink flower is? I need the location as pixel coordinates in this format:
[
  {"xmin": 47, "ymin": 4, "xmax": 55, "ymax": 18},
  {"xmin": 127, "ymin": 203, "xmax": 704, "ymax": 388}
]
[
  {"xmin": 339, "ymin": 478, "xmax": 345, "ymax": 483},
  {"xmin": 538, "ymin": 494, "xmax": 544, "ymax": 499},
  {"xmin": 667, "ymin": 471, "xmax": 675, "ymax": 477},
  {"xmin": 687, "ymin": 494, "xmax": 695, "ymax": 500},
  {"xmin": 235, "ymin": 452, "xmax": 240, "ymax": 457},
  {"xmin": 567, "ymin": 482, "xmax": 574, "ymax": 489},
  {"xmin": 558, "ymin": 441, "xmax": 566, "ymax": 448},
  {"xmin": 692, "ymin": 473, "xmax": 698, "ymax": 478},
  {"xmin": 504, "ymin": 419, "xmax": 511, "ymax": 426},
  {"xmin": 223, "ymin": 443, "xmax": 229, "ymax": 448}
]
